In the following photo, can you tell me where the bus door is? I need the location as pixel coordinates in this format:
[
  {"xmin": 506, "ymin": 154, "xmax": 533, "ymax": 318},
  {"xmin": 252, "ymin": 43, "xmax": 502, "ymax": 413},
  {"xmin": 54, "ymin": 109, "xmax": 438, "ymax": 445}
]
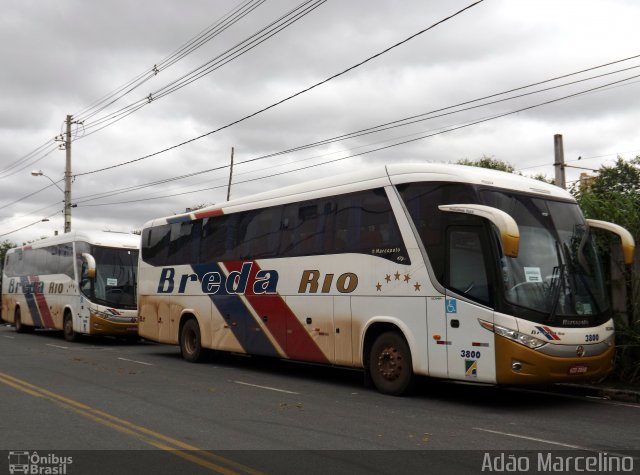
[{"xmin": 444, "ymin": 226, "xmax": 496, "ymax": 383}]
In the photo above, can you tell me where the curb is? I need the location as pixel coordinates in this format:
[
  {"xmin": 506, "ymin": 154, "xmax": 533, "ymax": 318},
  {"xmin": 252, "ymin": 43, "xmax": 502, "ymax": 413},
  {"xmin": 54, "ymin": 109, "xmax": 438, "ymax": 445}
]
[{"xmin": 554, "ymin": 383, "xmax": 640, "ymax": 403}]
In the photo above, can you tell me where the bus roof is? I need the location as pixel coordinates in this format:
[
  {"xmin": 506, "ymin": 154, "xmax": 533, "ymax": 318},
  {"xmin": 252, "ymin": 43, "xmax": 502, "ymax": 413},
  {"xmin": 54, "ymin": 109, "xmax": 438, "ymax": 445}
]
[
  {"xmin": 13, "ymin": 230, "xmax": 139, "ymax": 251},
  {"xmin": 143, "ymin": 163, "xmax": 574, "ymax": 228}
]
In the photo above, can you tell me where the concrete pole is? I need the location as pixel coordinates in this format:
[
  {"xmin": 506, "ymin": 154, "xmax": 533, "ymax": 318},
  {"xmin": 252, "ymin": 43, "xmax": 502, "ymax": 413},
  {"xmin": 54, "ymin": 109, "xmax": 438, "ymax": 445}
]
[
  {"xmin": 226, "ymin": 146, "xmax": 234, "ymax": 201},
  {"xmin": 554, "ymin": 134, "xmax": 566, "ymax": 190},
  {"xmin": 64, "ymin": 114, "xmax": 72, "ymax": 233}
]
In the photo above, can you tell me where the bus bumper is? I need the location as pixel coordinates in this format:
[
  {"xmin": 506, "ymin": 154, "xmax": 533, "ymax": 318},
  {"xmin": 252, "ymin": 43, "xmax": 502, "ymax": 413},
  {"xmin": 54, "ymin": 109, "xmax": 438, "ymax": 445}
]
[
  {"xmin": 494, "ymin": 335, "xmax": 615, "ymax": 385},
  {"xmin": 90, "ymin": 313, "xmax": 138, "ymax": 336}
]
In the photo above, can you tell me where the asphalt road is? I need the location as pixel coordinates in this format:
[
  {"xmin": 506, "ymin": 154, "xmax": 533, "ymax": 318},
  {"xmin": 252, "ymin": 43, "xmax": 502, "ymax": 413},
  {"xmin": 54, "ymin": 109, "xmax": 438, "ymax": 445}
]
[{"xmin": 1, "ymin": 324, "xmax": 638, "ymax": 475}]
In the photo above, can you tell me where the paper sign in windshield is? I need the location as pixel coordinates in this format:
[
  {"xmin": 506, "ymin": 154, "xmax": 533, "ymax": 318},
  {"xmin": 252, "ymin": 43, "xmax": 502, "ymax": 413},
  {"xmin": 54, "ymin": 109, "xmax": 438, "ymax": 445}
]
[{"xmin": 524, "ymin": 267, "xmax": 542, "ymax": 283}]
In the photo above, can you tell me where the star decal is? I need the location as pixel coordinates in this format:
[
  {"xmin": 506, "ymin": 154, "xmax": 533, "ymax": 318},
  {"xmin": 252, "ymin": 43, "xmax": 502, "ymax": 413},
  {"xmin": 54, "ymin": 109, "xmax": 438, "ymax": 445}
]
[
  {"xmin": 394, "ymin": 271, "xmax": 401, "ymax": 280},
  {"xmin": 414, "ymin": 282, "xmax": 422, "ymax": 291},
  {"xmin": 385, "ymin": 274, "xmax": 391, "ymax": 283},
  {"xmin": 376, "ymin": 282, "xmax": 382, "ymax": 291},
  {"xmin": 403, "ymin": 274, "xmax": 411, "ymax": 283}
]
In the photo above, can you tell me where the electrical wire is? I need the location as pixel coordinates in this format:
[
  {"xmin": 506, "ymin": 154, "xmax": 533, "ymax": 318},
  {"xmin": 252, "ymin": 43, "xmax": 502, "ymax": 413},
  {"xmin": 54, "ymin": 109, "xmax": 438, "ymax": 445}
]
[
  {"xmin": 71, "ymin": 57, "xmax": 640, "ymax": 204},
  {"xmin": 77, "ymin": 70, "xmax": 640, "ymax": 208},
  {"xmin": 0, "ymin": 210, "xmax": 62, "ymax": 238},
  {"xmin": 74, "ymin": 0, "xmax": 265, "ymax": 124},
  {"xmin": 77, "ymin": 0, "xmax": 327, "ymax": 139},
  {"xmin": 1, "ymin": 0, "xmax": 266, "ymax": 183},
  {"xmin": 75, "ymin": 0, "xmax": 485, "ymax": 177}
]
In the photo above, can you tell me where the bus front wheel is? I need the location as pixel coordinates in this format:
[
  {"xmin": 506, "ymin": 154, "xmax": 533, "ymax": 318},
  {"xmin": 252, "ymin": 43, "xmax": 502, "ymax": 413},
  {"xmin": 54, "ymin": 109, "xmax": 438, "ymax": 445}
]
[
  {"xmin": 180, "ymin": 318, "xmax": 204, "ymax": 363},
  {"xmin": 63, "ymin": 313, "xmax": 79, "ymax": 342},
  {"xmin": 14, "ymin": 308, "xmax": 33, "ymax": 333},
  {"xmin": 369, "ymin": 331, "xmax": 414, "ymax": 396}
]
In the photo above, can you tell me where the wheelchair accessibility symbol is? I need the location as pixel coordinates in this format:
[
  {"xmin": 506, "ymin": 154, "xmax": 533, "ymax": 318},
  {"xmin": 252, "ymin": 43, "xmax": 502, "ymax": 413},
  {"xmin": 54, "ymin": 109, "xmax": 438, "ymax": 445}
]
[{"xmin": 446, "ymin": 299, "xmax": 457, "ymax": 314}]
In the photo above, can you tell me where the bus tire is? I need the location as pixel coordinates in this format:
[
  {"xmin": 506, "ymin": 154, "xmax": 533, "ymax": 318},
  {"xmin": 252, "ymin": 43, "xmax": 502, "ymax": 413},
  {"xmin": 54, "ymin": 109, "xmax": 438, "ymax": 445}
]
[
  {"xmin": 369, "ymin": 331, "xmax": 414, "ymax": 396},
  {"xmin": 63, "ymin": 312, "xmax": 79, "ymax": 342},
  {"xmin": 14, "ymin": 308, "xmax": 33, "ymax": 333},
  {"xmin": 180, "ymin": 318, "xmax": 204, "ymax": 363}
]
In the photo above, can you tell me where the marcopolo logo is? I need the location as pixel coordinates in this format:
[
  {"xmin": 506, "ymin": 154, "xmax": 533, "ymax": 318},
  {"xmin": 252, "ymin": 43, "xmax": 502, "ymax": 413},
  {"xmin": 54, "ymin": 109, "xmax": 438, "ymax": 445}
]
[{"xmin": 8, "ymin": 451, "xmax": 73, "ymax": 474}]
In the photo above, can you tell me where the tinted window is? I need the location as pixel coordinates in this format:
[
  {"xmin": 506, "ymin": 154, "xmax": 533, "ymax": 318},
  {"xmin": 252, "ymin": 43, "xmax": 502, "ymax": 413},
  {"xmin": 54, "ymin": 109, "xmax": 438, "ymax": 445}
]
[{"xmin": 142, "ymin": 188, "xmax": 409, "ymax": 265}]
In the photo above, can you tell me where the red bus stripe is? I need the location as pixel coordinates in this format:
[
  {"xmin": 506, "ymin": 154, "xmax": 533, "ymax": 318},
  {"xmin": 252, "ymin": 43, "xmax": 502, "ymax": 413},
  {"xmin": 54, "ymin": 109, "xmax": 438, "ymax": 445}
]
[
  {"xmin": 224, "ymin": 260, "xmax": 329, "ymax": 364},
  {"xmin": 194, "ymin": 208, "xmax": 224, "ymax": 219},
  {"xmin": 31, "ymin": 276, "xmax": 56, "ymax": 328}
]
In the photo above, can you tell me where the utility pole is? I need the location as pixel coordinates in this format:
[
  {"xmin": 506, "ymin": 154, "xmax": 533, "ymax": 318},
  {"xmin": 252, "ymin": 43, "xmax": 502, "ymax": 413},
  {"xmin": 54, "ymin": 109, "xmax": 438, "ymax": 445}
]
[
  {"xmin": 226, "ymin": 147, "xmax": 234, "ymax": 201},
  {"xmin": 554, "ymin": 134, "xmax": 566, "ymax": 190},
  {"xmin": 64, "ymin": 114, "xmax": 72, "ymax": 233}
]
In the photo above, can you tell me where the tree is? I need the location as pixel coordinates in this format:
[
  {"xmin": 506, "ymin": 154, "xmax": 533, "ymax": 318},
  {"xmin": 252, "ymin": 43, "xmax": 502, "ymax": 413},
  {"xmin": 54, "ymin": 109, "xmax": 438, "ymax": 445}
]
[
  {"xmin": 456, "ymin": 156, "xmax": 554, "ymax": 184},
  {"xmin": 572, "ymin": 156, "xmax": 640, "ymax": 383},
  {"xmin": 0, "ymin": 240, "xmax": 17, "ymax": 271},
  {"xmin": 457, "ymin": 155, "xmax": 515, "ymax": 173}
]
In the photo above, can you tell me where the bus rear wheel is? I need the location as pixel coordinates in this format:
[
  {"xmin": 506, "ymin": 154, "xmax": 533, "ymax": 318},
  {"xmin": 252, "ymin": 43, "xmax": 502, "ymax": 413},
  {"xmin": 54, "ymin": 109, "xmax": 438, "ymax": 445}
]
[
  {"xmin": 14, "ymin": 308, "xmax": 33, "ymax": 333},
  {"xmin": 369, "ymin": 331, "xmax": 414, "ymax": 396},
  {"xmin": 180, "ymin": 318, "xmax": 204, "ymax": 363},
  {"xmin": 63, "ymin": 312, "xmax": 79, "ymax": 342}
]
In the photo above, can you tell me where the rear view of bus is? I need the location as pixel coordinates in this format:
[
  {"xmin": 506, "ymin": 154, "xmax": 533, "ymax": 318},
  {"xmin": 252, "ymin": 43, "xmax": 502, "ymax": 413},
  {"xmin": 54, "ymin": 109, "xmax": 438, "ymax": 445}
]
[{"xmin": 1, "ymin": 231, "xmax": 139, "ymax": 341}]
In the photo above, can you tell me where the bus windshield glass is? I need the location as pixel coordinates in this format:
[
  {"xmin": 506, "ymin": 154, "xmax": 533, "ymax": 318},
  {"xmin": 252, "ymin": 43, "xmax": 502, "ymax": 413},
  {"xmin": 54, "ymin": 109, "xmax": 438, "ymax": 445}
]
[
  {"xmin": 90, "ymin": 246, "xmax": 138, "ymax": 309},
  {"xmin": 482, "ymin": 191, "xmax": 609, "ymax": 321}
]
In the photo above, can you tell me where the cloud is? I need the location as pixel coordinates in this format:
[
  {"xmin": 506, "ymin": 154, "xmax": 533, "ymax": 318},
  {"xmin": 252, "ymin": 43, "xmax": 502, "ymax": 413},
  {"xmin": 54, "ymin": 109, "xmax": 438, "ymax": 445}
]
[{"xmin": 1, "ymin": 0, "xmax": 639, "ymax": 243}]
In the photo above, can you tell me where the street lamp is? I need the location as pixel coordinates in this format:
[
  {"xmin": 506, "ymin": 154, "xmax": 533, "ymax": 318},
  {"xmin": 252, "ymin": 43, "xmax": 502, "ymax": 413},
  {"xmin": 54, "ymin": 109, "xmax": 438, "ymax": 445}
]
[{"xmin": 31, "ymin": 169, "xmax": 71, "ymax": 233}]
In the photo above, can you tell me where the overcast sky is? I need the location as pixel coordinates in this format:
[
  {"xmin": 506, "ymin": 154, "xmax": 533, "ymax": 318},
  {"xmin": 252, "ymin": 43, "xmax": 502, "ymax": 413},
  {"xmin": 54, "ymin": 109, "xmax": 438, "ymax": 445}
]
[{"xmin": 2, "ymin": 0, "xmax": 639, "ymax": 244}]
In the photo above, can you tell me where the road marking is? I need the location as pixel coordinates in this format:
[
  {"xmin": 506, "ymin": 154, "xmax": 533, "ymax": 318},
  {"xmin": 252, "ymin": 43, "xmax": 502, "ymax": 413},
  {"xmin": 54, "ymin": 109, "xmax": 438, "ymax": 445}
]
[
  {"xmin": 46, "ymin": 344, "xmax": 70, "ymax": 350},
  {"xmin": 473, "ymin": 427, "xmax": 586, "ymax": 449},
  {"xmin": 233, "ymin": 380, "xmax": 300, "ymax": 394},
  {"xmin": 118, "ymin": 357, "xmax": 153, "ymax": 366},
  {"xmin": 473, "ymin": 427, "xmax": 637, "ymax": 460},
  {"xmin": 3, "ymin": 335, "xmax": 15, "ymax": 339},
  {"xmin": 0, "ymin": 371, "xmax": 264, "ymax": 475}
]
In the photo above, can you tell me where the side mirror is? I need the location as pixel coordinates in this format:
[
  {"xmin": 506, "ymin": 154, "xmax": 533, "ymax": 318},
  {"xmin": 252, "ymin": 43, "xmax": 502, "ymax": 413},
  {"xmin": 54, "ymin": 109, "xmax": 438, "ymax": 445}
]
[
  {"xmin": 81, "ymin": 253, "xmax": 96, "ymax": 279},
  {"xmin": 438, "ymin": 204, "xmax": 520, "ymax": 258},
  {"xmin": 587, "ymin": 219, "xmax": 636, "ymax": 265}
]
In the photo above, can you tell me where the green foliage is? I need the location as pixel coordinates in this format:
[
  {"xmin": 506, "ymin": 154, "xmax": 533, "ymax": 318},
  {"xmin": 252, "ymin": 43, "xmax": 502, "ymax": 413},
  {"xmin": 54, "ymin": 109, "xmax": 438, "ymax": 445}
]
[
  {"xmin": 530, "ymin": 173, "xmax": 554, "ymax": 184},
  {"xmin": 0, "ymin": 240, "xmax": 17, "ymax": 270},
  {"xmin": 456, "ymin": 156, "xmax": 554, "ymax": 184},
  {"xmin": 613, "ymin": 293, "xmax": 640, "ymax": 384},
  {"xmin": 457, "ymin": 155, "xmax": 515, "ymax": 173},
  {"xmin": 572, "ymin": 156, "xmax": 640, "ymax": 384}
]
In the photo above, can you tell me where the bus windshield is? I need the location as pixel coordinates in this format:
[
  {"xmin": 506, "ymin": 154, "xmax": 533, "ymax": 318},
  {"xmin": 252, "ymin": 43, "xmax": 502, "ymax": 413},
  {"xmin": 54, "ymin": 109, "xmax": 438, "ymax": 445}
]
[
  {"xmin": 482, "ymin": 191, "xmax": 609, "ymax": 322},
  {"xmin": 88, "ymin": 246, "xmax": 138, "ymax": 309}
]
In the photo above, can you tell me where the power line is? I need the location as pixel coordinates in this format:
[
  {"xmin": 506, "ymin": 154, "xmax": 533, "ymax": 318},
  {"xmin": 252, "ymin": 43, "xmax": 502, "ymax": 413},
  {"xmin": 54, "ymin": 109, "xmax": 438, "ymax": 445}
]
[
  {"xmin": 76, "ymin": 0, "xmax": 326, "ymax": 139},
  {"xmin": 78, "ymin": 70, "xmax": 640, "ymax": 209},
  {"xmin": 1, "ymin": 0, "xmax": 266, "ymax": 184},
  {"xmin": 70, "ymin": 56, "xmax": 640, "ymax": 204},
  {"xmin": 0, "ymin": 210, "xmax": 62, "ymax": 239},
  {"xmin": 0, "ymin": 181, "xmax": 63, "ymax": 210},
  {"xmin": 74, "ymin": 0, "xmax": 485, "ymax": 177},
  {"xmin": 74, "ymin": 0, "xmax": 266, "ymax": 123}
]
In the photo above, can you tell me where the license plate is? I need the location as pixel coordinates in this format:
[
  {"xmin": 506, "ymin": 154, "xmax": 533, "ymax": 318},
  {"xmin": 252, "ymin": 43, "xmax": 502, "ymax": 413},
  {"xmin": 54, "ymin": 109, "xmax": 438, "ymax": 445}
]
[{"xmin": 568, "ymin": 365, "xmax": 588, "ymax": 375}]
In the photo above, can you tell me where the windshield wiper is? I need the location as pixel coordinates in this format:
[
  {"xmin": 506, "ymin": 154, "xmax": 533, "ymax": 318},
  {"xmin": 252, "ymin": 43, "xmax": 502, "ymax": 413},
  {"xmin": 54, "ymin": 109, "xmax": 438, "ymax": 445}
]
[{"xmin": 547, "ymin": 241, "xmax": 566, "ymax": 321}]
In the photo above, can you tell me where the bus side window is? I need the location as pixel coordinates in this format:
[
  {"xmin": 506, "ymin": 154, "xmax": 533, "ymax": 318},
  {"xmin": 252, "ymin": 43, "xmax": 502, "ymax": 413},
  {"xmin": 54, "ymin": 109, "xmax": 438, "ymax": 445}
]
[
  {"xmin": 234, "ymin": 207, "xmax": 282, "ymax": 260},
  {"xmin": 446, "ymin": 228, "xmax": 492, "ymax": 306},
  {"xmin": 201, "ymin": 215, "xmax": 228, "ymax": 263},
  {"xmin": 142, "ymin": 225, "xmax": 170, "ymax": 266},
  {"xmin": 280, "ymin": 201, "xmax": 322, "ymax": 257}
]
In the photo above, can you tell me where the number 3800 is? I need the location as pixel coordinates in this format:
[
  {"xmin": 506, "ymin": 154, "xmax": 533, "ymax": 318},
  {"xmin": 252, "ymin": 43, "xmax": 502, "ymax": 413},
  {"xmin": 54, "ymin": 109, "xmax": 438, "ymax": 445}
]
[{"xmin": 460, "ymin": 350, "xmax": 481, "ymax": 359}]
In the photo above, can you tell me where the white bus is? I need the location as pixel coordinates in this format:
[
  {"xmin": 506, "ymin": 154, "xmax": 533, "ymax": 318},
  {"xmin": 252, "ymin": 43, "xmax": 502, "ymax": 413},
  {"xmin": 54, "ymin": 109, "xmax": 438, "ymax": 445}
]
[
  {"xmin": 2, "ymin": 231, "xmax": 139, "ymax": 341},
  {"xmin": 137, "ymin": 164, "xmax": 635, "ymax": 395}
]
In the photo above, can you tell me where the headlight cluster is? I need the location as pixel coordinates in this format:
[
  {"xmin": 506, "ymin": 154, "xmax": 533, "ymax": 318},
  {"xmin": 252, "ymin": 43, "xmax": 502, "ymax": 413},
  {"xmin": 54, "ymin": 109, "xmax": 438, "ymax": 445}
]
[
  {"xmin": 479, "ymin": 320, "xmax": 547, "ymax": 349},
  {"xmin": 93, "ymin": 310, "xmax": 137, "ymax": 323}
]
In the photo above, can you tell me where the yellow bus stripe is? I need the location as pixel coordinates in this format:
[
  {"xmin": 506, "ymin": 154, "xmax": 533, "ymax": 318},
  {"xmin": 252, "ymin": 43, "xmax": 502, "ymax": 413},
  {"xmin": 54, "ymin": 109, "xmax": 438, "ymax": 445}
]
[{"xmin": 0, "ymin": 371, "xmax": 264, "ymax": 475}]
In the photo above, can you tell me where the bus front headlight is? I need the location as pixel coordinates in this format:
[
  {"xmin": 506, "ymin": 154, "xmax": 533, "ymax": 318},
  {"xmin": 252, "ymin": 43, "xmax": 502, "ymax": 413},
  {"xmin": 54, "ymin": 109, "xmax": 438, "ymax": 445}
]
[{"xmin": 479, "ymin": 320, "xmax": 547, "ymax": 350}]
